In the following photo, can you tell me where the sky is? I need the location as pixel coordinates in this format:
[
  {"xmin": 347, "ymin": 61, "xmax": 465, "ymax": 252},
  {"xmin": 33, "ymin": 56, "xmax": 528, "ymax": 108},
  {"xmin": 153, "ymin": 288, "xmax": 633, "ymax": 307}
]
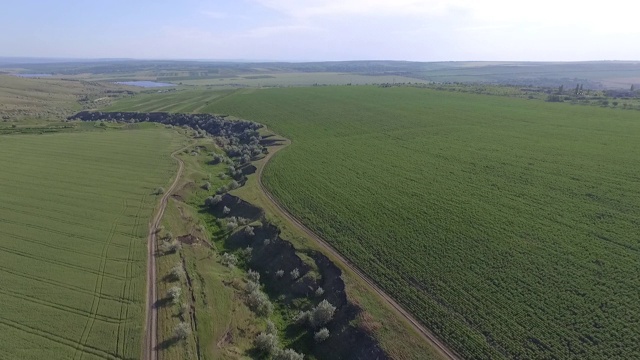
[{"xmin": 1, "ymin": 0, "xmax": 640, "ymax": 61}]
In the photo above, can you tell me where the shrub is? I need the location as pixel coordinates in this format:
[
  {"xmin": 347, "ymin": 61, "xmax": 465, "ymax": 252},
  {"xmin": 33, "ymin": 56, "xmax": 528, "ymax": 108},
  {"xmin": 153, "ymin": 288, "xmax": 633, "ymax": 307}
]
[
  {"xmin": 315, "ymin": 287, "xmax": 325, "ymax": 297},
  {"xmin": 228, "ymin": 180, "xmax": 240, "ymax": 190},
  {"xmin": 294, "ymin": 310, "xmax": 310, "ymax": 325},
  {"xmin": 314, "ymin": 328, "xmax": 330, "ymax": 342},
  {"xmin": 202, "ymin": 181, "xmax": 211, "ymax": 191},
  {"xmin": 217, "ymin": 186, "xmax": 228, "ymax": 194},
  {"xmin": 169, "ymin": 263, "xmax": 185, "ymax": 281},
  {"xmin": 244, "ymin": 225, "xmax": 255, "ymax": 236},
  {"xmin": 174, "ymin": 322, "xmax": 191, "ymax": 340},
  {"xmin": 167, "ymin": 286, "xmax": 182, "ymax": 304},
  {"xmin": 255, "ymin": 332, "xmax": 279, "ymax": 354},
  {"xmin": 266, "ymin": 320, "xmax": 278, "ymax": 335},
  {"xmin": 223, "ymin": 206, "xmax": 231, "ymax": 215},
  {"xmin": 221, "ymin": 253, "xmax": 238, "ymax": 267},
  {"xmin": 226, "ymin": 221, "xmax": 238, "ymax": 231},
  {"xmin": 154, "ymin": 187, "xmax": 165, "ymax": 195},
  {"xmin": 160, "ymin": 240, "xmax": 181, "ymax": 254},
  {"xmin": 241, "ymin": 246, "xmax": 253, "ymax": 259},
  {"xmin": 290, "ymin": 268, "xmax": 300, "ymax": 280},
  {"xmin": 274, "ymin": 348, "xmax": 305, "ymax": 360},
  {"xmin": 246, "ymin": 280, "xmax": 259, "ymax": 293},
  {"xmin": 178, "ymin": 302, "xmax": 188, "ymax": 316},
  {"xmin": 247, "ymin": 290, "xmax": 273, "ymax": 316},
  {"xmin": 309, "ymin": 300, "xmax": 336, "ymax": 328},
  {"xmin": 248, "ymin": 269, "xmax": 260, "ymax": 283},
  {"xmin": 204, "ymin": 195, "xmax": 222, "ymax": 207}
]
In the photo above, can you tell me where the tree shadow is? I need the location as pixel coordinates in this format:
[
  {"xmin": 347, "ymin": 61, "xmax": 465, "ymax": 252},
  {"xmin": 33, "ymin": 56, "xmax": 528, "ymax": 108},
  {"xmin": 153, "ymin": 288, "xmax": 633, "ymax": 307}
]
[
  {"xmin": 154, "ymin": 297, "xmax": 172, "ymax": 308},
  {"xmin": 155, "ymin": 337, "xmax": 179, "ymax": 350}
]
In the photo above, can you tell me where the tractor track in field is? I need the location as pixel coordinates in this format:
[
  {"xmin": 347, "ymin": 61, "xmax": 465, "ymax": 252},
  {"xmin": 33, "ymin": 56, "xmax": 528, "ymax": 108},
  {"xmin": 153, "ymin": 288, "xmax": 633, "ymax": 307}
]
[
  {"xmin": 256, "ymin": 132, "xmax": 461, "ymax": 360},
  {"xmin": 143, "ymin": 144, "xmax": 188, "ymax": 360}
]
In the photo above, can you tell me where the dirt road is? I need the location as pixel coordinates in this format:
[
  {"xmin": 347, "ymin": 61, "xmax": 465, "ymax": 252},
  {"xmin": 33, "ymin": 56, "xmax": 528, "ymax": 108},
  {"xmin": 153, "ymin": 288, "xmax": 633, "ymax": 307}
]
[
  {"xmin": 143, "ymin": 146, "xmax": 187, "ymax": 360},
  {"xmin": 256, "ymin": 137, "xmax": 460, "ymax": 360}
]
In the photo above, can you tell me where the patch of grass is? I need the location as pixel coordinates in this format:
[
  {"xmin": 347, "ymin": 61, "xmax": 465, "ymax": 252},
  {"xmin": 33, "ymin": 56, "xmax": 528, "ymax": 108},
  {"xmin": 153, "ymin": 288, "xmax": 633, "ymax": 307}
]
[
  {"xmin": 208, "ymin": 86, "xmax": 640, "ymax": 359},
  {"xmin": 0, "ymin": 127, "xmax": 184, "ymax": 360}
]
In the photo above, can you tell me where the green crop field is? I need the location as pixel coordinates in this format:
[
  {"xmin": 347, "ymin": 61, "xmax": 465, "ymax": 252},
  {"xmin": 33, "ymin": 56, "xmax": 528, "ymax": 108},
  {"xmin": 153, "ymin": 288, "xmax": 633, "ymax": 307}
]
[
  {"xmin": 0, "ymin": 127, "xmax": 183, "ymax": 360},
  {"xmin": 200, "ymin": 87, "xmax": 640, "ymax": 359}
]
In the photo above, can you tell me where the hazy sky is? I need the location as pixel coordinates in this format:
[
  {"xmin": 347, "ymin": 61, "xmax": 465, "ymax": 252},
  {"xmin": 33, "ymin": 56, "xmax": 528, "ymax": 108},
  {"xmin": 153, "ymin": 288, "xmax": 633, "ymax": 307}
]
[{"xmin": 2, "ymin": 0, "xmax": 640, "ymax": 61}]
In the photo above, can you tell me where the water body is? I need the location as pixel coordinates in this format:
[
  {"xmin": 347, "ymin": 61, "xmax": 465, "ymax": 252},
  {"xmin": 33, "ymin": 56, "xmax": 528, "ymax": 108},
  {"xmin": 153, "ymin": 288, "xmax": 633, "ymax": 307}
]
[
  {"xmin": 115, "ymin": 81, "xmax": 175, "ymax": 88},
  {"xmin": 13, "ymin": 74, "xmax": 53, "ymax": 78}
]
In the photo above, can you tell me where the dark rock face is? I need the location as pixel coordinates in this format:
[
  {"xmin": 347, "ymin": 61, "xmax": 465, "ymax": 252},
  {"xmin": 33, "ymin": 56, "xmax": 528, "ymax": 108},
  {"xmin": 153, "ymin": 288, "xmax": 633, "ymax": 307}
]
[
  {"xmin": 69, "ymin": 111, "xmax": 262, "ymax": 144},
  {"xmin": 212, "ymin": 193, "xmax": 390, "ymax": 360}
]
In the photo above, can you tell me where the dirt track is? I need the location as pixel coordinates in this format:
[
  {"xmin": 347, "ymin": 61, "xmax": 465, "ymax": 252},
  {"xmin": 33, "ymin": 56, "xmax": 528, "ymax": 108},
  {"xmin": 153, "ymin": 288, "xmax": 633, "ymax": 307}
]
[
  {"xmin": 257, "ymin": 135, "xmax": 460, "ymax": 360},
  {"xmin": 143, "ymin": 146, "xmax": 187, "ymax": 360}
]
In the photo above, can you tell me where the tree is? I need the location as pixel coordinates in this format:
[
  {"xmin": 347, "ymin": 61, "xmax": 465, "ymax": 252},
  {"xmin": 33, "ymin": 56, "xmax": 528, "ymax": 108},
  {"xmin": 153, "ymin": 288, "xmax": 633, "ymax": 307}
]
[
  {"xmin": 631, "ymin": 84, "xmax": 635, "ymax": 92},
  {"xmin": 310, "ymin": 300, "xmax": 336, "ymax": 328},
  {"xmin": 221, "ymin": 253, "xmax": 238, "ymax": 267},
  {"xmin": 290, "ymin": 268, "xmax": 300, "ymax": 280},
  {"xmin": 248, "ymin": 269, "xmax": 260, "ymax": 283},
  {"xmin": 266, "ymin": 320, "xmax": 278, "ymax": 335},
  {"xmin": 255, "ymin": 332, "xmax": 279, "ymax": 354},
  {"xmin": 247, "ymin": 289, "xmax": 274, "ymax": 316},
  {"xmin": 314, "ymin": 328, "xmax": 330, "ymax": 342},
  {"xmin": 274, "ymin": 348, "xmax": 304, "ymax": 360},
  {"xmin": 204, "ymin": 195, "xmax": 222, "ymax": 207},
  {"xmin": 202, "ymin": 181, "xmax": 211, "ymax": 191},
  {"xmin": 244, "ymin": 226, "xmax": 255, "ymax": 236},
  {"xmin": 557, "ymin": 85, "xmax": 564, "ymax": 94},
  {"xmin": 223, "ymin": 206, "xmax": 231, "ymax": 215},
  {"xmin": 228, "ymin": 180, "xmax": 240, "ymax": 190},
  {"xmin": 169, "ymin": 263, "xmax": 185, "ymax": 281},
  {"xmin": 174, "ymin": 322, "xmax": 191, "ymax": 340},
  {"xmin": 167, "ymin": 286, "xmax": 182, "ymax": 304},
  {"xmin": 315, "ymin": 287, "xmax": 325, "ymax": 297},
  {"xmin": 154, "ymin": 187, "xmax": 165, "ymax": 195}
]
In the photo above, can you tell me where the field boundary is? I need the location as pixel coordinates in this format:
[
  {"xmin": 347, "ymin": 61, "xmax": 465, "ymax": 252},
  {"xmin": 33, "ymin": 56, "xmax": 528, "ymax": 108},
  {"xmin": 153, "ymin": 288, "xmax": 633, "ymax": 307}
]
[
  {"xmin": 143, "ymin": 143, "xmax": 189, "ymax": 360},
  {"xmin": 255, "ymin": 129, "xmax": 460, "ymax": 360}
]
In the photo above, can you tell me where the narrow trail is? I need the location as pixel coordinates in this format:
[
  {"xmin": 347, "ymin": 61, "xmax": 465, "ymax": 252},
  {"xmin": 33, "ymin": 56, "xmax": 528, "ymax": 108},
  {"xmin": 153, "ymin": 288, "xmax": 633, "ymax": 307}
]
[
  {"xmin": 256, "ymin": 134, "xmax": 461, "ymax": 360},
  {"xmin": 143, "ymin": 145, "xmax": 188, "ymax": 360}
]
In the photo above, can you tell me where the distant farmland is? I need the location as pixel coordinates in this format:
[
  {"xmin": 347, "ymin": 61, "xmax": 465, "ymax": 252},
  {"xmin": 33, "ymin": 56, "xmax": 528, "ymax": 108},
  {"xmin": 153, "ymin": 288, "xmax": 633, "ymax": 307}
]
[
  {"xmin": 0, "ymin": 128, "xmax": 181, "ymax": 360},
  {"xmin": 204, "ymin": 87, "xmax": 640, "ymax": 359}
]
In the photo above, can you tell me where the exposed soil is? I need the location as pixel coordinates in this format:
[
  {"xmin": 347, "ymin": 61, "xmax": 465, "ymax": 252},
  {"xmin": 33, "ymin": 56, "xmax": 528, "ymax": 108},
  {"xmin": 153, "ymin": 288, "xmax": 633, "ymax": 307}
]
[{"xmin": 177, "ymin": 234, "xmax": 199, "ymax": 245}]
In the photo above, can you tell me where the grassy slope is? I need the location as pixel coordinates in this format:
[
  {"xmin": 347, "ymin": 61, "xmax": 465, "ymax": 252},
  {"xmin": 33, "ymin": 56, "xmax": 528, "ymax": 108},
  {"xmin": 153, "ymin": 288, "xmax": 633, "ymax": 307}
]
[
  {"xmin": 156, "ymin": 138, "xmax": 262, "ymax": 360},
  {"xmin": 0, "ymin": 75, "xmax": 136, "ymax": 123},
  {"xmin": 0, "ymin": 127, "xmax": 183, "ymax": 360},
  {"xmin": 207, "ymin": 86, "xmax": 640, "ymax": 359}
]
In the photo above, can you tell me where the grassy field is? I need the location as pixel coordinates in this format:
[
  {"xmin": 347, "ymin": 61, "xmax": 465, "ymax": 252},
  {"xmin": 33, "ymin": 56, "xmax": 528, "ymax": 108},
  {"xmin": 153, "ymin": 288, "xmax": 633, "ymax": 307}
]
[
  {"xmin": 0, "ymin": 127, "xmax": 184, "ymax": 360},
  {"xmin": 199, "ymin": 86, "xmax": 640, "ymax": 359},
  {"xmin": 174, "ymin": 72, "xmax": 429, "ymax": 87},
  {"xmin": 0, "ymin": 75, "xmax": 137, "ymax": 123},
  {"xmin": 107, "ymin": 89, "xmax": 234, "ymax": 114}
]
